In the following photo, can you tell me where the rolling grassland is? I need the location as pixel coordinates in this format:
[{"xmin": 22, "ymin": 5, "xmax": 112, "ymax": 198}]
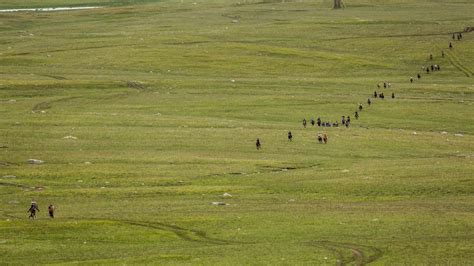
[{"xmin": 0, "ymin": 0, "xmax": 473, "ymax": 264}]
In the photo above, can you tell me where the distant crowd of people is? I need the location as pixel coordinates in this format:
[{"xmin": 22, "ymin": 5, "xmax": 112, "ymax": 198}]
[
  {"xmin": 254, "ymin": 30, "xmax": 467, "ymax": 151},
  {"xmin": 255, "ymin": 83, "xmax": 396, "ymax": 150}
]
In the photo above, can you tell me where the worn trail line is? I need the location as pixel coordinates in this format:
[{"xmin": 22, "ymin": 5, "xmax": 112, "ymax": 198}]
[
  {"xmin": 40, "ymin": 74, "xmax": 68, "ymax": 80},
  {"xmin": 69, "ymin": 220, "xmax": 383, "ymax": 265},
  {"xmin": 32, "ymin": 96, "xmax": 80, "ymax": 112},
  {"xmin": 0, "ymin": 213, "xmax": 382, "ymax": 264},
  {"xmin": 310, "ymin": 241, "xmax": 383, "ymax": 265},
  {"xmin": 71, "ymin": 218, "xmax": 245, "ymax": 246},
  {"xmin": 0, "ymin": 160, "xmax": 18, "ymax": 166},
  {"xmin": 444, "ymin": 49, "xmax": 473, "ymax": 77},
  {"xmin": 324, "ymin": 32, "xmax": 455, "ymax": 41},
  {"xmin": 202, "ymin": 163, "xmax": 320, "ymax": 179},
  {"xmin": 30, "ymin": 80, "xmax": 152, "ymax": 112},
  {"xmin": 119, "ymin": 220, "xmax": 235, "ymax": 245},
  {"xmin": 0, "ymin": 181, "xmax": 30, "ymax": 189},
  {"xmin": 8, "ymin": 44, "xmax": 138, "ymax": 57}
]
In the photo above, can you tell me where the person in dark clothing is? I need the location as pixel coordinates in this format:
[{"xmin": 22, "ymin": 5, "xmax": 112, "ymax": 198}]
[
  {"xmin": 358, "ymin": 104, "xmax": 363, "ymax": 111},
  {"xmin": 28, "ymin": 201, "xmax": 40, "ymax": 219},
  {"xmin": 379, "ymin": 93, "xmax": 384, "ymax": 99},
  {"xmin": 317, "ymin": 134, "xmax": 323, "ymax": 144},
  {"xmin": 410, "ymin": 77, "xmax": 413, "ymax": 83},
  {"xmin": 341, "ymin": 116, "xmax": 346, "ymax": 125},
  {"xmin": 452, "ymin": 34, "xmax": 455, "ymax": 40},
  {"xmin": 417, "ymin": 73, "xmax": 421, "ymax": 79},
  {"xmin": 426, "ymin": 68, "xmax": 430, "ymax": 74},
  {"xmin": 430, "ymin": 54, "xmax": 433, "ymax": 60},
  {"xmin": 367, "ymin": 98, "xmax": 371, "ymax": 106},
  {"xmin": 374, "ymin": 91, "xmax": 378, "ymax": 98},
  {"xmin": 310, "ymin": 118, "xmax": 315, "ymax": 126},
  {"xmin": 317, "ymin": 117, "xmax": 321, "ymax": 127},
  {"xmin": 392, "ymin": 92, "xmax": 395, "ymax": 99},
  {"xmin": 302, "ymin": 118, "xmax": 307, "ymax": 128},
  {"xmin": 355, "ymin": 111, "xmax": 359, "ymax": 119},
  {"xmin": 256, "ymin": 138, "xmax": 261, "ymax": 150},
  {"xmin": 449, "ymin": 42, "xmax": 453, "ymax": 49},
  {"xmin": 431, "ymin": 65, "xmax": 434, "ymax": 71},
  {"xmin": 48, "ymin": 204, "xmax": 55, "ymax": 218}
]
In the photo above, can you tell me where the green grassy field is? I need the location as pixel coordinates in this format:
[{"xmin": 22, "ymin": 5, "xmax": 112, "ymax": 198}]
[{"xmin": 1, "ymin": 0, "xmax": 473, "ymax": 264}]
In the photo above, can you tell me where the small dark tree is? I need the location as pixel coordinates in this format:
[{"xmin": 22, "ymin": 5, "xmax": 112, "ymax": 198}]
[{"xmin": 334, "ymin": 0, "xmax": 342, "ymax": 9}]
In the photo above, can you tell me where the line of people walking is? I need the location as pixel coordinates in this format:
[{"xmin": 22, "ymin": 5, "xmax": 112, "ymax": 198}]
[{"xmin": 254, "ymin": 30, "xmax": 466, "ymax": 150}]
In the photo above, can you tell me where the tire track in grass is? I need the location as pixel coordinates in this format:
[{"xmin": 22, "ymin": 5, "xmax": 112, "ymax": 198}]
[
  {"xmin": 9, "ymin": 44, "xmax": 138, "ymax": 57},
  {"xmin": 325, "ymin": 32, "xmax": 456, "ymax": 41},
  {"xmin": 40, "ymin": 74, "xmax": 68, "ymax": 80},
  {"xmin": 309, "ymin": 241, "xmax": 383, "ymax": 265},
  {"xmin": 0, "ymin": 181, "xmax": 30, "ymax": 189},
  {"xmin": 0, "ymin": 160, "xmax": 17, "ymax": 166},
  {"xmin": 203, "ymin": 163, "xmax": 320, "ymax": 179},
  {"xmin": 117, "ymin": 219, "xmax": 234, "ymax": 245},
  {"xmin": 31, "ymin": 93, "xmax": 134, "ymax": 112},
  {"xmin": 0, "ymin": 213, "xmax": 383, "ymax": 264},
  {"xmin": 60, "ymin": 218, "xmax": 243, "ymax": 245},
  {"xmin": 443, "ymin": 49, "xmax": 472, "ymax": 77},
  {"xmin": 32, "ymin": 96, "xmax": 80, "ymax": 112},
  {"xmin": 80, "ymin": 219, "xmax": 383, "ymax": 264},
  {"xmin": 30, "ymin": 81, "xmax": 150, "ymax": 112}
]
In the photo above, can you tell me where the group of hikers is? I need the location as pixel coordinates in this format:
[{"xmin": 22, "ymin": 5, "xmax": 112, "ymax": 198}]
[
  {"xmin": 254, "ymin": 30, "xmax": 467, "ymax": 151},
  {"xmin": 409, "ymin": 31, "xmax": 465, "ymax": 85},
  {"xmin": 303, "ymin": 118, "xmax": 333, "ymax": 128},
  {"xmin": 255, "ymin": 88, "xmax": 388, "ymax": 150},
  {"xmin": 27, "ymin": 200, "xmax": 55, "ymax": 219},
  {"xmin": 256, "ymin": 129, "xmax": 328, "ymax": 149},
  {"xmin": 453, "ymin": 32, "xmax": 463, "ymax": 41}
]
